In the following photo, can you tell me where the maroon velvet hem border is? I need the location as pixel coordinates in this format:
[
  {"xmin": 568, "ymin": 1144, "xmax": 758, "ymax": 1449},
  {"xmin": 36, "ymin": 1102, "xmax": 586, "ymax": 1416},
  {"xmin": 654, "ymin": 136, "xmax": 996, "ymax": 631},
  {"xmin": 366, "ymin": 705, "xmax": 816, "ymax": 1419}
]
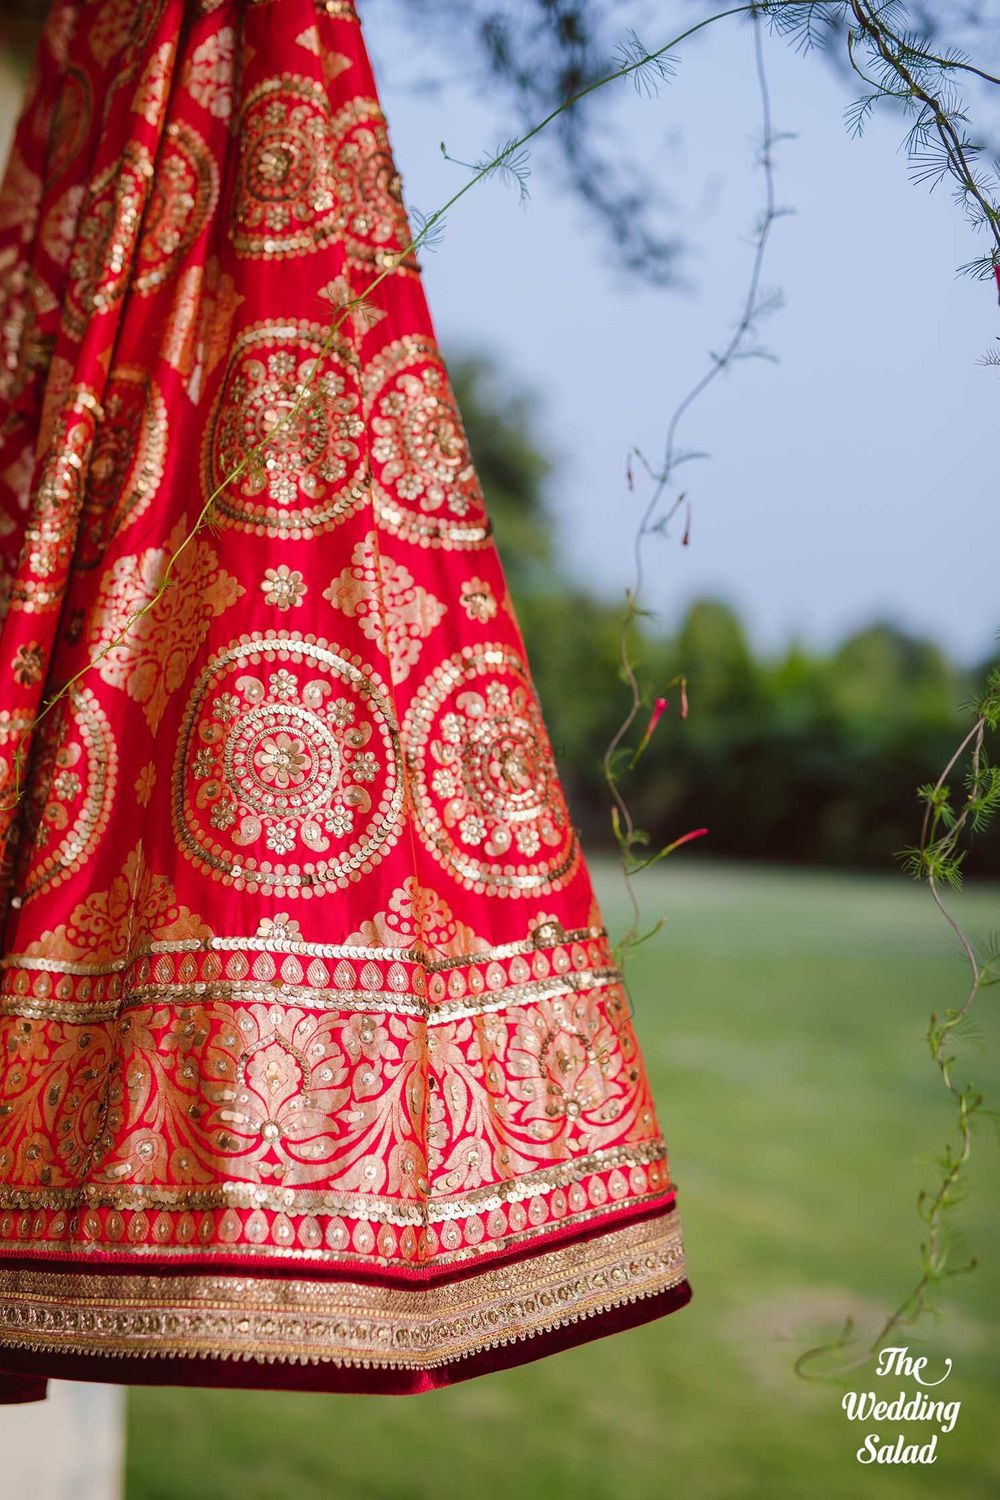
[
  {"xmin": 0, "ymin": 1278, "xmax": 692, "ymax": 1402},
  {"xmin": 0, "ymin": 1190, "xmax": 678, "ymax": 1289}
]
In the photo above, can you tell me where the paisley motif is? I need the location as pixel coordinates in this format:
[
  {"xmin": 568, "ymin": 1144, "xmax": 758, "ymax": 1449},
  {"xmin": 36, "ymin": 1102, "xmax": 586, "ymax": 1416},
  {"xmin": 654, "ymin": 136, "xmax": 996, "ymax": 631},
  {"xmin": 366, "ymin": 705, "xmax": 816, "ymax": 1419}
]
[
  {"xmin": 47, "ymin": 66, "xmax": 93, "ymax": 180},
  {"xmin": 173, "ymin": 632, "xmax": 404, "ymax": 895},
  {"xmin": 404, "ymin": 644, "xmax": 580, "ymax": 895},
  {"xmin": 203, "ymin": 320, "xmax": 365, "ymax": 536}
]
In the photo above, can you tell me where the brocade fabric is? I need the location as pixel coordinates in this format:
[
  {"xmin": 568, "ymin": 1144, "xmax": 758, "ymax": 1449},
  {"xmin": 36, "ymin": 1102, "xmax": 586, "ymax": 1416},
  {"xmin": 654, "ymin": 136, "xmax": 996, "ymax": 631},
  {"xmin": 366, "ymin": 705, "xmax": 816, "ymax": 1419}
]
[{"xmin": 0, "ymin": 0, "xmax": 691, "ymax": 1399}]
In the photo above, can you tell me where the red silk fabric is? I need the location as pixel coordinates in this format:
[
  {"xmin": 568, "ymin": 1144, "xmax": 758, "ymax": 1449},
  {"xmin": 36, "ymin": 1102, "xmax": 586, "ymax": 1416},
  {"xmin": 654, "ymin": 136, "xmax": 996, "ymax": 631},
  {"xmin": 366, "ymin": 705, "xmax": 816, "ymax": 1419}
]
[{"xmin": 0, "ymin": 0, "xmax": 690, "ymax": 1398}]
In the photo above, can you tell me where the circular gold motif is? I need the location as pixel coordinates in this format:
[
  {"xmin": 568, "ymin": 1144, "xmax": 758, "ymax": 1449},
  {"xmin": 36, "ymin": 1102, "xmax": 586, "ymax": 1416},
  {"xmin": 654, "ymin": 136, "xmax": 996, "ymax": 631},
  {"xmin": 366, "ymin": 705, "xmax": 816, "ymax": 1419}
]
[
  {"xmin": 403, "ymin": 644, "xmax": 579, "ymax": 895},
  {"xmin": 173, "ymin": 632, "xmax": 404, "ymax": 896},
  {"xmin": 232, "ymin": 75, "xmax": 340, "ymax": 258},
  {"xmin": 78, "ymin": 368, "xmax": 167, "ymax": 569},
  {"xmin": 64, "ymin": 143, "xmax": 153, "ymax": 339},
  {"xmin": 134, "ymin": 121, "xmax": 219, "ymax": 294},
  {"xmin": 19, "ymin": 685, "xmax": 118, "ymax": 904},
  {"xmin": 204, "ymin": 321, "xmax": 365, "ymax": 537},
  {"xmin": 363, "ymin": 336, "xmax": 490, "ymax": 549},
  {"xmin": 329, "ymin": 97, "xmax": 412, "ymax": 271}
]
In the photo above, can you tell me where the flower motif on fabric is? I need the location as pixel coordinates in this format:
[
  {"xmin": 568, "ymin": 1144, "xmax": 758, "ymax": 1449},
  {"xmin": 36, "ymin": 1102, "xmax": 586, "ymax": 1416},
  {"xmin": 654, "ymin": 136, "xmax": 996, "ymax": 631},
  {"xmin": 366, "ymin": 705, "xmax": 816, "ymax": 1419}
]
[
  {"xmin": 204, "ymin": 320, "xmax": 365, "ymax": 536},
  {"xmin": 343, "ymin": 876, "xmax": 488, "ymax": 958},
  {"xmin": 174, "ymin": 632, "xmax": 404, "ymax": 896},
  {"xmin": 476, "ymin": 992, "xmax": 654, "ymax": 1156},
  {"xmin": 323, "ymin": 531, "xmax": 445, "ymax": 684},
  {"xmin": 14, "ymin": 391, "xmax": 98, "ymax": 612},
  {"xmin": 135, "ymin": 762, "xmax": 157, "ymax": 807},
  {"xmin": 261, "ymin": 564, "xmax": 306, "ymax": 610},
  {"xmin": 182, "ymin": 27, "xmax": 235, "ymax": 120},
  {"xmin": 459, "ymin": 577, "xmax": 497, "ymax": 622},
  {"xmin": 87, "ymin": 519, "xmax": 244, "ymax": 733},
  {"xmin": 363, "ymin": 336, "xmax": 490, "ymax": 549},
  {"xmin": 21, "ymin": 841, "xmax": 210, "ymax": 967},
  {"xmin": 131, "ymin": 41, "xmax": 174, "ymax": 127},
  {"xmin": 404, "ymin": 644, "xmax": 579, "ymax": 895}
]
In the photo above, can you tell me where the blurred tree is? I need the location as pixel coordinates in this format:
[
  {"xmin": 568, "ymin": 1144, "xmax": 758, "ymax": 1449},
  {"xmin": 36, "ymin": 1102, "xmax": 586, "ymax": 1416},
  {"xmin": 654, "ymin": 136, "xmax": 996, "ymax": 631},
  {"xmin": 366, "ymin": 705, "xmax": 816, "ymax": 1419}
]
[{"xmin": 378, "ymin": 0, "xmax": 1000, "ymax": 282}]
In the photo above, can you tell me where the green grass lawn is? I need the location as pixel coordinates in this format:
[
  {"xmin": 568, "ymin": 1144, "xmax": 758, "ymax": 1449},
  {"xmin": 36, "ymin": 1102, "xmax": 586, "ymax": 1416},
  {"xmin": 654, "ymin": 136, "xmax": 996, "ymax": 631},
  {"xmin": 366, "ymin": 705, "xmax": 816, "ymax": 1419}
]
[{"xmin": 126, "ymin": 861, "xmax": 1000, "ymax": 1500}]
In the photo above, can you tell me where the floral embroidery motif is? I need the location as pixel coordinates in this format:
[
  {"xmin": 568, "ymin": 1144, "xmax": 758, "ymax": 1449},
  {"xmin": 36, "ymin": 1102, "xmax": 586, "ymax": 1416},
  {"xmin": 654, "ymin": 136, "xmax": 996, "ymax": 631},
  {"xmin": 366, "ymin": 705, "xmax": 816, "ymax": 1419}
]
[
  {"xmin": 77, "ymin": 367, "xmax": 167, "ymax": 569},
  {"xmin": 131, "ymin": 40, "xmax": 175, "ymax": 126},
  {"xmin": 323, "ymin": 531, "xmax": 445, "ymax": 684},
  {"xmin": 182, "ymin": 27, "xmax": 235, "ymax": 120},
  {"xmin": 135, "ymin": 761, "xmax": 156, "ymax": 806},
  {"xmin": 173, "ymin": 632, "xmax": 404, "ymax": 895},
  {"xmin": 363, "ymin": 336, "xmax": 490, "ymax": 548},
  {"xmin": 204, "ymin": 321, "xmax": 365, "ymax": 536},
  {"xmin": 160, "ymin": 256, "xmax": 243, "ymax": 398},
  {"xmin": 261, "ymin": 564, "xmax": 307, "ymax": 610},
  {"xmin": 22, "ymin": 840, "xmax": 210, "ymax": 966},
  {"xmin": 328, "ymin": 96, "xmax": 411, "ymax": 270},
  {"xmin": 404, "ymin": 644, "xmax": 579, "ymax": 895},
  {"xmin": 11, "ymin": 642, "xmax": 45, "ymax": 686},
  {"xmin": 232, "ymin": 74, "xmax": 341, "ymax": 258},
  {"xmin": 459, "ymin": 577, "xmax": 497, "ymax": 622},
  {"xmin": 343, "ymin": 876, "xmax": 489, "ymax": 959},
  {"xmin": 15, "ymin": 686, "xmax": 118, "ymax": 905},
  {"xmin": 87, "ymin": 520, "xmax": 244, "ymax": 732}
]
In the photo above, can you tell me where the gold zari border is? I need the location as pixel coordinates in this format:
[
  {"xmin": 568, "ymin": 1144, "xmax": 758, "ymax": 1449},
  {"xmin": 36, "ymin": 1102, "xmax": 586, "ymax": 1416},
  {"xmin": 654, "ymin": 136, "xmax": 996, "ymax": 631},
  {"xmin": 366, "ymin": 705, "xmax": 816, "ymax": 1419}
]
[{"xmin": 0, "ymin": 1212, "xmax": 686, "ymax": 1369}]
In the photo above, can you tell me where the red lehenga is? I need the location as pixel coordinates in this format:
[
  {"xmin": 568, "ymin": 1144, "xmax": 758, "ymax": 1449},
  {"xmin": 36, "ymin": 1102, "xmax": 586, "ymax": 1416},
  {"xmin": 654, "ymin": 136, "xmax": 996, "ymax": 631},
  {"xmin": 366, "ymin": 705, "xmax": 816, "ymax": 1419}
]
[{"xmin": 0, "ymin": 0, "xmax": 690, "ymax": 1401}]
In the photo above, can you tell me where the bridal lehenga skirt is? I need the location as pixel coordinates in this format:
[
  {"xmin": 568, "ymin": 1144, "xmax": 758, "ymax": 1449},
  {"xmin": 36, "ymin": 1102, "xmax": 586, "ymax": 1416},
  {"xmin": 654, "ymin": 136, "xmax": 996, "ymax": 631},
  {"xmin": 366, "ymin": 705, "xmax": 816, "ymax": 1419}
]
[{"xmin": 0, "ymin": 0, "xmax": 690, "ymax": 1400}]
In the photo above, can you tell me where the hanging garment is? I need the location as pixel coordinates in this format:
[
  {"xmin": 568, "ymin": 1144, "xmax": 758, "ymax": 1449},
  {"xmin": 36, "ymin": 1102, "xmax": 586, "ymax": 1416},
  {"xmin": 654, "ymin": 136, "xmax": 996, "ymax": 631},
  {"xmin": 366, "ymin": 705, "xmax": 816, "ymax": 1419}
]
[{"xmin": 0, "ymin": 0, "xmax": 691, "ymax": 1399}]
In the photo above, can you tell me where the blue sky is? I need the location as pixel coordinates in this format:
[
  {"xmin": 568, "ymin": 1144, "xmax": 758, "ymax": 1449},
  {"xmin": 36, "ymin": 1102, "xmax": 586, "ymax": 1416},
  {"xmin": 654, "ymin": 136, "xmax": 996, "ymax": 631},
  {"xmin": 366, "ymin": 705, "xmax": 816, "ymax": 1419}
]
[{"xmin": 364, "ymin": 2, "xmax": 998, "ymax": 665}]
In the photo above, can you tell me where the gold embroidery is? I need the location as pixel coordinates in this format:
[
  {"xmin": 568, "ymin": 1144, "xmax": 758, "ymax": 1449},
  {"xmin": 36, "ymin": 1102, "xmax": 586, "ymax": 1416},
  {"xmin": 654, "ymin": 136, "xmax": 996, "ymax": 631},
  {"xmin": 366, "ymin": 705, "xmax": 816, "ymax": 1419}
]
[
  {"xmin": 323, "ymin": 531, "xmax": 445, "ymax": 685},
  {"xmin": 182, "ymin": 26, "xmax": 235, "ymax": 121},
  {"xmin": 131, "ymin": 40, "xmax": 175, "ymax": 126},
  {"xmin": 87, "ymin": 520, "xmax": 244, "ymax": 733},
  {"xmin": 232, "ymin": 74, "xmax": 342, "ymax": 258},
  {"xmin": 134, "ymin": 762, "xmax": 156, "ymax": 807},
  {"xmin": 404, "ymin": 644, "xmax": 580, "ymax": 895},
  {"xmin": 77, "ymin": 366, "xmax": 168, "ymax": 569},
  {"xmin": 172, "ymin": 631, "xmax": 404, "ymax": 895},
  {"xmin": 363, "ymin": 336, "xmax": 490, "ymax": 548},
  {"xmin": 343, "ymin": 876, "xmax": 489, "ymax": 959},
  {"xmin": 460, "ymin": 577, "xmax": 498, "ymax": 622},
  {"xmin": 22, "ymin": 840, "xmax": 210, "ymax": 967},
  {"xmin": 203, "ymin": 320, "xmax": 365, "ymax": 536},
  {"xmin": 16, "ymin": 686, "xmax": 118, "ymax": 905},
  {"xmin": 135, "ymin": 121, "xmax": 219, "ymax": 294},
  {"xmin": 64, "ymin": 143, "xmax": 153, "ymax": 338},
  {"xmin": 261, "ymin": 564, "xmax": 307, "ymax": 610},
  {"xmin": 0, "ymin": 1212, "xmax": 686, "ymax": 1368}
]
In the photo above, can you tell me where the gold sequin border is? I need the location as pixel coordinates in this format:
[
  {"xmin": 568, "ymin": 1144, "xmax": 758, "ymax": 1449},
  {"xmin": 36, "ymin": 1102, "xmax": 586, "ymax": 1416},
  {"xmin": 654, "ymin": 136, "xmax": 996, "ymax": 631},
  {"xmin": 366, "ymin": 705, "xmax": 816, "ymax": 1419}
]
[{"xmin": 0, "ymin": 1210, "xmax": 686, "ymax": 1368}]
